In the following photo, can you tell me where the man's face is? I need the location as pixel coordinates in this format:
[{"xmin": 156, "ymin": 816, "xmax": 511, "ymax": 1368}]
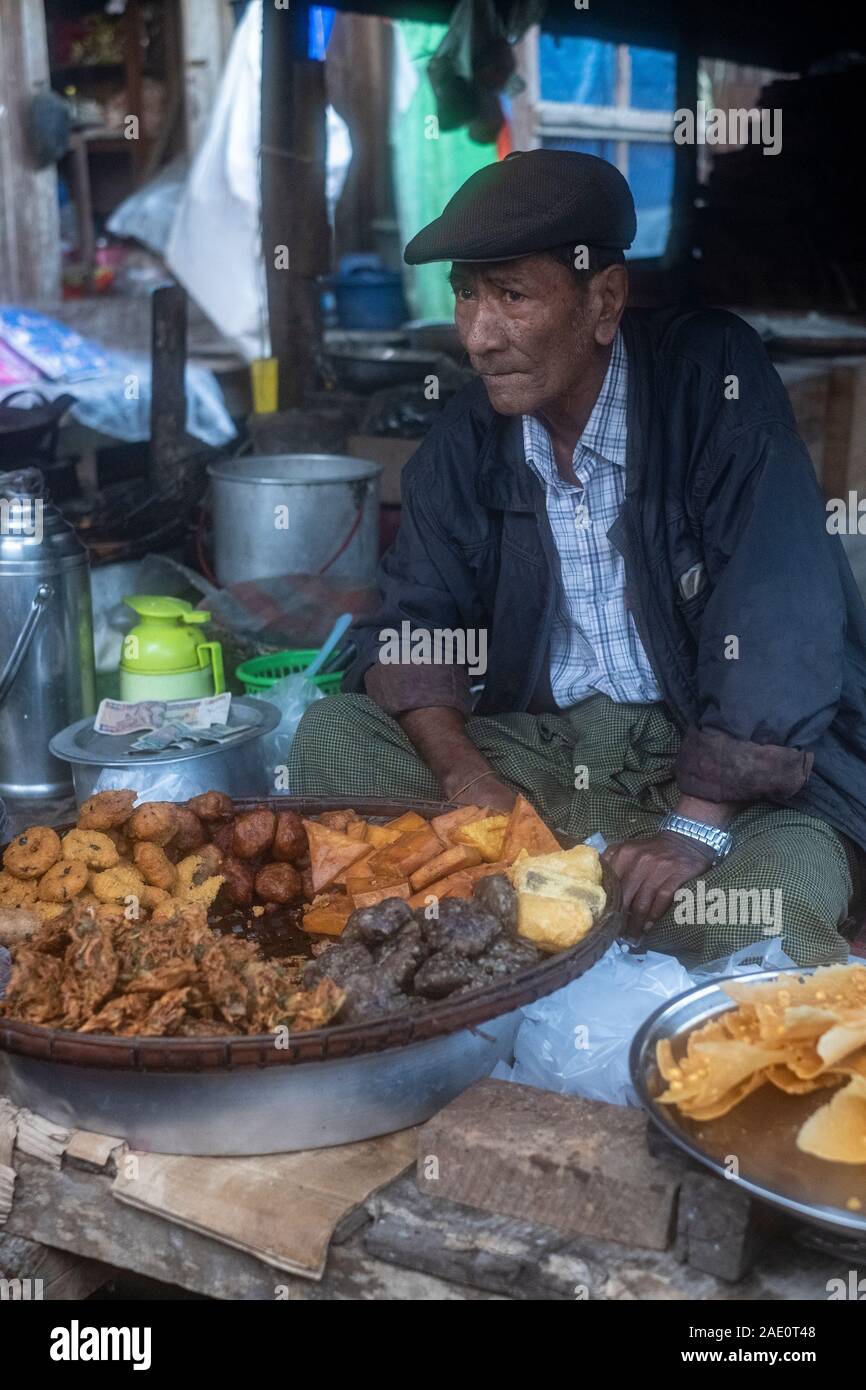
[{"xmin": 450, "ymin": 254, "xmax": 598, "ymax": 415}]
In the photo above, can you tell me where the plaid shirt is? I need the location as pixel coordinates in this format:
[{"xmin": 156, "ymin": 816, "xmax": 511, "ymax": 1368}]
[{"xmin": 522, "ymin": 330, "xmax": 662, "ymax": 709}]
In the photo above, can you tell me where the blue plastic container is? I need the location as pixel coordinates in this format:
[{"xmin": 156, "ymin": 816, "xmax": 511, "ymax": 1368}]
[{"xmin": 333, "ymin": 255, "xmax": 408, "ymax": 330}]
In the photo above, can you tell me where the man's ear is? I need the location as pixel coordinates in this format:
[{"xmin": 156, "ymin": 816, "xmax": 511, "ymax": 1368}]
[{"xmin": 592, "ymin": 264, "xmax": 629, "ymax": 346}]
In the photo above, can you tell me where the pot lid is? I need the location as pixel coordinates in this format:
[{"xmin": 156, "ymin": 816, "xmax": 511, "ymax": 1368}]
[{"xmin": 49, "ymin": 696, "xmax": 280, "ymax": 767}]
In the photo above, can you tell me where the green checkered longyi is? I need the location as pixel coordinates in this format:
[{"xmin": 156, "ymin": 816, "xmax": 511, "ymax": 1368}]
[{"xmin": 287, "ymin": 692, "xmax": 855, "ymax": 966}]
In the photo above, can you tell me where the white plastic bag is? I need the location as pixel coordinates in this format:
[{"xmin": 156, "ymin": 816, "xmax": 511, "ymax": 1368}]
[
  {"xmin": 493, "ymin": 935, "xmax": 799, "ymax": 1107},
  {"xmin": 249, "ymin": 677, "xmax": 323, "ymax": 791}
]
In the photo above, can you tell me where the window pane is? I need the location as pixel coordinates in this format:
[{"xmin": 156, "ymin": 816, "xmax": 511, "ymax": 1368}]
[
  {"xmin": 539, "ymin": 35, "xmax": 617, "ymax": 105},
  {"xmin": 627, "ymin": 144, "xmax": 674, "ymax": 258},
  {"xmin": 630, "ymin": 47, "xmax": 676, "ymax": 111}
]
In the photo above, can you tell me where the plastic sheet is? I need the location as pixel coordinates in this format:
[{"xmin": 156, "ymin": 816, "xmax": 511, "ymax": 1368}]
[
  {"xmin": 494, "ymin": 935, "xmax": 798, "ymax": 1107},
  {"xmin": 249, "ymin": 677, "xmax": 324, "ymax": 790}
]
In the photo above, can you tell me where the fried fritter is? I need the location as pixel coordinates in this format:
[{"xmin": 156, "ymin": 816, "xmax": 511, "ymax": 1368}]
[
  {"xmin": 62, "ymin": 828, "xmax": 119, "ymax": 870},
  {"xmin": 61, "ymin": 917, "xmax": 118, "ymax": 1024},
  {"xmin": 128, "ymin": 987, "xmax": 194, "ymax": 1036},
  {"xmin": 139, "ymin": 884, "xmax": 172, "ymax": 913},
  {"xmin": 32, "ymin": 900, "xmax": 71, "ymax": 924},
  {"xmin": 0, "ymin": 946, "xmax": 64, "ymax": 1024},
  {"xmin": 132, "ymin": 841, "xmax": 177, "ymax": 892},
  {"xmin": 0, "ymin": 871, "xmax": 38, "ymax": 907},
  {"xmin": 272, "ymin": 810, "xmax": 307, "ymax": 863},
  {"xmin": 90, "ymin": 863, "xmax": 145, "ymax": 904},
  {"xmin": 125, "ymin": 961, "xmax": 198, "ymax": 993},
  {"xmin": 79, "ymin": 993, "xmax": 152, "ymax": 1034},
  {"xmin": 174, "ymin": 853, "xmax": 223, "ymax": 909},
  {"xmin": 4, "ymin": 826, "xmax": 61, "ymax": 880},
  {"xmin": 126, "ymin": 801, "xmax": 178, "ymax": 845},
  {"xmin": 77, "ymin": 789, "xmax": 138, "ymax": 830},
  {"xmin": 254, "ymin": 862, "xmax": 302, "ymax": 905},
  {"xmin": 231, "ymin": 809, "xmax": 276, "ymax": 860},
  {"xmin": 186, "ymin": 791, "xmax": 234, "ymax": 821},
  {"xmin": 37, "ymin": 859, "xmax": 88, "ymax": 903}
]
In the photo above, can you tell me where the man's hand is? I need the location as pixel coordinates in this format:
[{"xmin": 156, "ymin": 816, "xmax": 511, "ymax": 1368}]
[
  {"xmin": 443, "ymin": 768, "xmax": 516, "ymax": 813},
  {"xmin": 602, "ymin": 832, "xmax": 715, "ymax": 934}
]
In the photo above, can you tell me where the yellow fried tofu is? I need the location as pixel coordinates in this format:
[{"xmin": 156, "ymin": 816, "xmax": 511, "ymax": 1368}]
[
  {"xmin": 454, "ymin": 814, "xmax": 509, "ymax": 863},
  {"xmin": 516, "ymin": 894, "xmax": 594, "ymax": 952}
]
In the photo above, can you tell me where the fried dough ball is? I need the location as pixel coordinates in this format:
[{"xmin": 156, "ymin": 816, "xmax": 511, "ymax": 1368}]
[
  {"xmin": 62, "ymin": 828, "xmax": 120, "ymax": 871},
  {"xmin": 186, "ymin": 791, "xmax": 234, "ymax": 821},
  {"xmin": 272, "ymin": 810, "xmax": 306, "ymax": 864},
  {"xmin": 132, "ymin": 841, "xmax": 177, "ymax": 892},
  {"xmin": 4, "ymin": 826, "xmax": 61, "ymax": 880},
  {"xmin": 209, "ymin": 821, "xmax": 235, "ymax": 855},
  {"xmin": 77, "ymin": 789, "xmax": 138, "ymax": 830},
  {"xmin": 255, "ymin": 862, "xmax": 303, "ymax": 905},
  {"xmin": 231, "ymin": 809, "xmax": 276, "ymax": 860},
  {"xmin": 38, "ymin": 860, "xmax": 89, "ymax": 903},
  {"xmin": 192, "ymin": 843, "xmax": 223, "ymax": 879},
  {"xmin": 126, "ymin": 801, "xmax": 178, "ymax": 846},
  {"xmin": 219, "ymin": 855, "xmax": 254, "ymax": 907},
  {"xmin": 0, "ymin": 871, "xmax": 38, "ymax": 907},
  {"xmin": 317, "ymin": 810, "xmax": 356, "ymax": 831},
  {"xmin": 90, "ymin": 864, "xmax": 145, "ymax": 903},
  {"xmin": 169, "ymin": 806, "xmax": 207, "ymax": 856}
]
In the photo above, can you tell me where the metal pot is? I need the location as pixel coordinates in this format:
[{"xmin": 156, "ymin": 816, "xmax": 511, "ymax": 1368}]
[
  {"xmin": 48, "ymin": 695, "xmax": 280, "ymax": 805},
  {"xmin": 207, "ymin": 454, "xmax": 382, "ymax": 587},
  {"xmin": 0, "ymin": 469, "xmax": 95, "ymax": 797},
  {"xmin": 324, "ymin": 346, "xmax": 444, "ymax": 392}
]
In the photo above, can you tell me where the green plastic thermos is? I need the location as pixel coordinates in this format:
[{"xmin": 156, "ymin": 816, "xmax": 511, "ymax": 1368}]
[{"xmin": 118, "ymin": 595, "xmax": 225, "ymax": 701}]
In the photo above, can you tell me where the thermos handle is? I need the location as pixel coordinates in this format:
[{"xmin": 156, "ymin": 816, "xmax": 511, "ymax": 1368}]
[
  {"xmin": 0, "ymin": 583, "xmax": 52, "ymax": 707},
  {"xmin": 197, "ymin": 641, "xmax": 224, "ymax": 695}
]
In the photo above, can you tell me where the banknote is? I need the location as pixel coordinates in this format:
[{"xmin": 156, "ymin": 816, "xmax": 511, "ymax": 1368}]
[{"xmin": 95, "ymin": 692, "xmax": 233, "ymax": 736}]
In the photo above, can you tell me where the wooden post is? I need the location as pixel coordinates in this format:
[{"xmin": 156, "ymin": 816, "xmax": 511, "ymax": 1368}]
[
  {"xmin": 0, "ymin": 0, "xmax": 61, "ymax": 300},
  {"xmin": 261, "ymin": 0, "xmax": 330, "ymax": 410},
  {"xmin": 667, "ymin": 41, "xmax": 699, "ymax": 297},
  {"xmin": 149, "ymin": 283, "xmax": 191, "ymax": 492}
]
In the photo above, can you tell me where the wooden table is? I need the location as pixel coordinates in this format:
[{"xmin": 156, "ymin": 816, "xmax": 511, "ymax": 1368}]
[{"xmin": 0, "ymin": 1139, "xmax": 854, "ymax": 1302}]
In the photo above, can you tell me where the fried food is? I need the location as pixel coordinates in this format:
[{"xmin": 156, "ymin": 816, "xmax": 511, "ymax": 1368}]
[
  {"xmin": 657, "ymin": 965, "xmax": 866, "ymax": 1160},
  {"xmin": 231, "ymin": 809, "xmax": 276, "ymax": 860},
  {"xmin": 218, "ymin": 855, "xmax": 254, "ymax": 908},
  {"xmin": 4, "ymin": 826, "xmax": 61, "ymax": 879},
  {"xmin": 61, "ymin": 916, "xmax": 118, "ymax": 1025},
  {"xmin": 132, "ymin": 841, "xmax": 177, "ymax": 892},
  {"xmin": 174, "ymin": 854, "xmax": 224, "ymax": 910},
  {"xmin": 186, "ymin": 791, "xmax": 234, "ymax": 821},
  {"xmin": 126, "ymin": 801, "xmax": 178, "ymax": 845},
  {"xmin": 90, "ymin": 863, "xmax": 145, "ymax": 904},
  {"xmin": 1, "ymin": 946, "xmax": 64, "ymax": 1024},
  {"xmin": 254, "ymin": 862, "xmax": 303, "ymax": 905},
  {"xmin": 0, "ymin": 906, "xmax": 40, "ymax": 947},
  {"xmin": 0, "ymin": 871, "xmax": 38, "ymax": 907},
  {"xmin": 272, "ymin": 810, "xmax": 307, "ymax": 863},
  {"xmin": 62, "ymin": 828, "xmax": 120, "ymax": 871},
  {"xmin": 500, "ymin": 794, "xmax": 560, "ymax": 862},
  {"xmin": 454, "ymin": 815, "xmax": 509, "ymax": 863},
  {"xmin": 170, "ymin": 806, "xmax": 207, "ymax": 856},
  {"xmin": 303, "ymin": 820, "xmax": 371, "ymax": 892},
  {"xmin": 77, "ymin": 789, "xmax": 138, "ymax": 830},
  {"xmin": 32, "ymin": 900, "xmax": 72, "ymax": 924},
  {"xmin": 37, "ymin": 859, "xmax": 89, "ymax": 903},
  {"xmin": 508, "ymin": 843, "xmax": 605, "ymax": 952}
]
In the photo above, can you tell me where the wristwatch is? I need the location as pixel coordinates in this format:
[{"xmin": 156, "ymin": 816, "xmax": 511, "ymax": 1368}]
[{"xmin": 658, "ymin": 813, "xmax": 733, "ymax": 862}]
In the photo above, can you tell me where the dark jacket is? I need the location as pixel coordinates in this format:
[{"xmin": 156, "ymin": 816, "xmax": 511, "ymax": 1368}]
[{"xmin": 346, "ymin": 306, "xmax": 866, "ymax": 853}]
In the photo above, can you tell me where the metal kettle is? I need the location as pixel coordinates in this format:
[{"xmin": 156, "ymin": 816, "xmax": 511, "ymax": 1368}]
[{"xmin": 0, "ymin": 468, "xmax": 95, "ymax": 797}]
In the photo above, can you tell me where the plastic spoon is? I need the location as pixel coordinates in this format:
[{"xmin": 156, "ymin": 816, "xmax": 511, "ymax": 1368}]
[{"xmin": 302, "ymin": 613, "xmax": 353, "ymax": 682}]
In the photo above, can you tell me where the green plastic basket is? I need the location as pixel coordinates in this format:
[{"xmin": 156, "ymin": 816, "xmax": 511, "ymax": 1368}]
[{"xmin": 235, "ymin": 649, "xmax": 345, "ymax": 695}]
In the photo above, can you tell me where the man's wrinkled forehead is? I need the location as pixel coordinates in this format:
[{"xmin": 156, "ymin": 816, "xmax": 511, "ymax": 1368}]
[{"xmin": 448, "ymin": 255, "xmax": 553, "ymax": 289}]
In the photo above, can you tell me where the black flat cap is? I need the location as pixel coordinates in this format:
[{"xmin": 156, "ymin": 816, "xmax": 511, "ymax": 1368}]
[{"xmin": 404, "ymin": 149, "xmax": 636, "ymax": 265}]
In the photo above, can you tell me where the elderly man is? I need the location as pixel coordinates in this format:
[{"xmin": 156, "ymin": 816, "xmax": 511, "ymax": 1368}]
[{"xmin": 290, "ymin": 150, "xmax": 866, "ymax": 965}]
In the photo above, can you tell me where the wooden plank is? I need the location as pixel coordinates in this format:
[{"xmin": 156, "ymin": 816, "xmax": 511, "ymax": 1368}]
[
  {"xmin": 365, "ymin": 1175, "xmax": 606, "ymax": 1299},
  {"xmin": 0, "ymin": 1231, "xmax": 112, "ymax": 1300},
  {"xmin": 0, "ymin": 0, "xmax": 61, "ymax": 299},
  {"xmin": 3, "ymin": 1155, "xmax": 500, "ymax": 1301},
  {"xmin": 149, "ymin": 283, "xmax": 195, "ymax": 491}
]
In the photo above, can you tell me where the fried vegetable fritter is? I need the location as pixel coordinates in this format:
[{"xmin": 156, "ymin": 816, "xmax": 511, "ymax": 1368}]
[{"xmin": 4, "ymin": 826, "xmax": 61, "ymax": 880}]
